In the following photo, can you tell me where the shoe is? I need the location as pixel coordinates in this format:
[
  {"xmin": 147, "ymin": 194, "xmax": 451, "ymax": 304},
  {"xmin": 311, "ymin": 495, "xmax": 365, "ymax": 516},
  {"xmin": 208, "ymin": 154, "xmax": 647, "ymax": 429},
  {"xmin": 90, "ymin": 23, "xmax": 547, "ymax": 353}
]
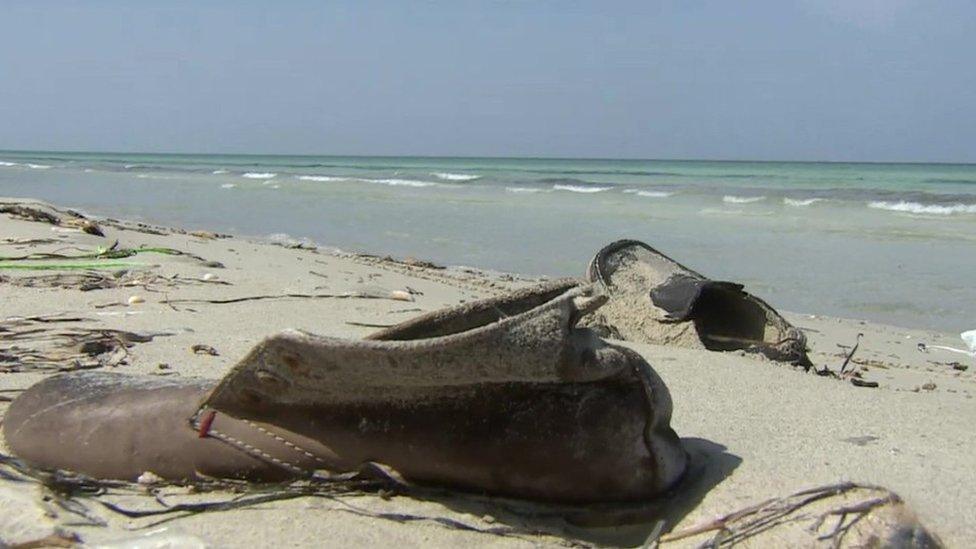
[
  {"xmin": 3, "ymin": 281, "xmax": 687, "ymax": 503},
  {"xmin": 584, "ymin": 239, "xmax": 811, "ymax": 366}
]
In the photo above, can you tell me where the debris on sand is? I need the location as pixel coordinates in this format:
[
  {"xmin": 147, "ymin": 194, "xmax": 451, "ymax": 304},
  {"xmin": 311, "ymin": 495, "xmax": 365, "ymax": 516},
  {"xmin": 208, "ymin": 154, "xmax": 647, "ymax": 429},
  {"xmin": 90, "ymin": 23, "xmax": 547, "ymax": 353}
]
[
  {"xmin": 191, "ymin": 344, "xmax": 219, "ymax": 356},
  {"xmin": 0, "ymin": 202, "xmax": 105, "ymax": 237},
  {"xmin": 0, "ymin": 270, "xmax": 230, "ymax": 292},
  {"xmin": 0, "ymin": 314, "xmax": 163, "ymax": 372},
  {"xmin": 656, "ymin": 481, "xmax": 941, "ymax": 547}
]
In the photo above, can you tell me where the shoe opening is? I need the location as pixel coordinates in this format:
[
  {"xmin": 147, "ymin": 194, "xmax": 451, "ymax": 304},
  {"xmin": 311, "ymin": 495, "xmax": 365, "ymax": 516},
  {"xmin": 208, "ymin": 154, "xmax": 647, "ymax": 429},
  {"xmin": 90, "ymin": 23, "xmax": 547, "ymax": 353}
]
[
  {"xmin": 690, "ymin": 285, "xmax": 771, "ymax": 351},
  {"xmin": 371, "ymin": 285, "xmax": 573, "ymax": 341}
]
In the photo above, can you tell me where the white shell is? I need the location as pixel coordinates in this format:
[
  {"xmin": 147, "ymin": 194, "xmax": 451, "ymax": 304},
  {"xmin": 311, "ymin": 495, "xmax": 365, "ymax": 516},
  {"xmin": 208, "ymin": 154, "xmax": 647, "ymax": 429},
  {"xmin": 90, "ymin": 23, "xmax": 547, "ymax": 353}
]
[
  {"xmin": 389, "ymin": 290, "xmax": 413, "ymax": 302},
  {"xmin": 137, "ymin": 471, "xmax": 163, "ymax": 485}
]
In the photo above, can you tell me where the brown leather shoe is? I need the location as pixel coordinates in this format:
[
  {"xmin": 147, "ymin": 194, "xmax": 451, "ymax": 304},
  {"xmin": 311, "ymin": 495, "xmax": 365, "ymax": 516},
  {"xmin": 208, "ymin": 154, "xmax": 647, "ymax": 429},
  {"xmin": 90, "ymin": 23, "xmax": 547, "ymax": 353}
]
[{"xmin": 3, "ymin": 281, "xmax": 687, "ymax": 503}]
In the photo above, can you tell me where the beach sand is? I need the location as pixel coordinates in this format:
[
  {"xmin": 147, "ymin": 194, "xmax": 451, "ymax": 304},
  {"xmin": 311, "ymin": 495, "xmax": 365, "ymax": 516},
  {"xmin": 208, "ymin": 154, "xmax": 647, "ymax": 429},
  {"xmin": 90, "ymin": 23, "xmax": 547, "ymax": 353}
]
[{"xmin": 1, "ymin": 198, "xmax": 972, "ymax": 547}]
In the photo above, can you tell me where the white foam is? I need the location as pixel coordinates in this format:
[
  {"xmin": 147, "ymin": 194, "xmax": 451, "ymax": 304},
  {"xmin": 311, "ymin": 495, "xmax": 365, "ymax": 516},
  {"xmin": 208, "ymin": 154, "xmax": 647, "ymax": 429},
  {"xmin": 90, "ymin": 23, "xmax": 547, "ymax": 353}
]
[
  {"xmin": 962, "ymin": 330, "xmax": 976, "ymax": 353},
  {"xmin": 553, "ymin": 184, "xmax": 612, "ymax": 194},
  {"xmin": 212, "ymin": 169, "xmax": 229, "ymax": 174},
  {"xmin": 431, "ymin": 172, "xmax": 480, "ymax": 181},
  {"xmin": 868, "ymin": 201, "xmax": 976, "ymax": 215},
  {"xmin": 784, "ymin": 198, "xmax": 824, "ymax": 207},
  {"xmin": 623, "ymin": 189, "xmax": 673, "ymax": 198},
  {"xmin": 26, "ymin": 163, "xmax": 51, "ymax": 169},
  {"xmin": 0, "ymin": 161, "xmax": 17, "ymax": 167},
  {"xmin": 366, "ymin": 178, "xmax": 436, "ymax": 188},
  {"xmin": 301, "ymin": 175, "xmax": 435, "ymax": 187},
  {"xmin": 298, "ymin": 175, "xmax": 347, "ymax": 182},
  {"xmin": 242, "ymin": 172, "xmax": 276, "ymax": 179},
  {"xmin": 220, "ymin": 183, "xmax": 236, "ymax": 189},
  {"xmin": 505, "ymin": 187, "xmax": 546, "ymax": 193},
  {"xmin": 723, "ymin": 195, "xmax": 766, "ymax": 204},
  {"xmin": 701, "ymin": 207, "xmax": 774, "ymax": 217},
  {"xmin": 267, "ymin": 232, "xmax": 317, "ymax": 248}
]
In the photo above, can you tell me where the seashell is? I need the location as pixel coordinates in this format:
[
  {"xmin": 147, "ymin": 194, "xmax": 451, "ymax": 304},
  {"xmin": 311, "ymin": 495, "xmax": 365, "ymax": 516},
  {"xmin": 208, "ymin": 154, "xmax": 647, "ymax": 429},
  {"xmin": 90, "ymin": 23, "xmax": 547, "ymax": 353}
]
[
  {"xmin": 389, "ymin": 290, "xmax": 413, "ymax": 302},
  {"xmin": 137, "ymin": 471, "xmax": 163, "ymax": 485},
  {"xmin": 202, "ymin": 273, "xmax": 216, "ymax": 281},
  {"xmin": 127, "ymin": 295, "xmax": 145, "ymax": 305}
]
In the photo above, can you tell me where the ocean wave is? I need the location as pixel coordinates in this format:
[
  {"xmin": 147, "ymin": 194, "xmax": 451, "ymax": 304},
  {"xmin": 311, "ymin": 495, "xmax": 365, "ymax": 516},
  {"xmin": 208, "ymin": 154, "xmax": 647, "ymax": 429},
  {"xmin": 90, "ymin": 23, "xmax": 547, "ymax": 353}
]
[
  {"xmin": 506, "ymin": 187, "xmax": 546, "ymax": 194},
  {"xmin": 368, "ymin": 178, "xmax": 436, "ymax": 188},
  {"xmin": 431, "ymin": 172, "xmax": 480, "ymax": 181},
  {"xmin": 267, "ymin": 232, "xmax": 317, "ymax": 248},
  {"xmin": 783, "ymin": 198, "xmax": 825, "ymax": 207},
  {"xmin": 723, "ymin": 195, "xmax": 766, "ymax": 204},
  {"xmin": 298, "ymin": 175, "xmax": 436, "ymax": 187},
  {"xmin": 868, "ymin": 201, "xmax": 976, "ymax": 215},
  {"xmin": 212, "ymin": 169, "xmax": 229, "ymax": 174},
  {"xmin": 553, "ymin": 184, "xmax": 612, "ymax": 194},
  {"xmin": 924, "ymin": 178, "xmax": 976, "ymax": 185},
  {"xmin": 3, "ymin": 161, "xmax": 55, "ymax": 169},
  {"xmin": 242, "ymin": 172, "xmax": 277, "ymax": 179},
  {"xmin": 220, "ymin": 183, "xmax": 236, "ymax": 189},
  {"xmin": 623, "ymin": 189, "xmax": 673, "ymax": 198},
  {"xmin": 298, "ymin": 175, "xmax": 347, "ymax": 182},
  {"xmin": 700, "ymin": 208, "xmax": 774, "ymax": 217}
]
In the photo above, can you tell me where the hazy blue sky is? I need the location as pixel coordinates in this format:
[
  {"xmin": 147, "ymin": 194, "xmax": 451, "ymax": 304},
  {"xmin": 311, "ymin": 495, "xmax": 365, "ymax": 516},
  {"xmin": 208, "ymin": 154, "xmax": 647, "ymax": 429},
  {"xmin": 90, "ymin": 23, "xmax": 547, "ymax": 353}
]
[{"xmin": 1, "ymin": 1, "xmax": 974, "ymax": 162}]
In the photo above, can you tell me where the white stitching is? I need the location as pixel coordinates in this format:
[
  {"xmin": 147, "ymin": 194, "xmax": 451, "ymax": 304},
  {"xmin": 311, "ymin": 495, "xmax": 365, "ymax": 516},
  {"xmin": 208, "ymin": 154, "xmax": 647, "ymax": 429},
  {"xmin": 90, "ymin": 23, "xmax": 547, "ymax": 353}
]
[
  {"xmin": 242, "ymin": 419, "xmax": 329, "ymax": 465},
  {"xmin": 208, "ymin": 428, "xmax": 305, "ymax": 474},
  {"xmin": 190, "ymin": 409, "xmax": 307, "ymax": 475}
]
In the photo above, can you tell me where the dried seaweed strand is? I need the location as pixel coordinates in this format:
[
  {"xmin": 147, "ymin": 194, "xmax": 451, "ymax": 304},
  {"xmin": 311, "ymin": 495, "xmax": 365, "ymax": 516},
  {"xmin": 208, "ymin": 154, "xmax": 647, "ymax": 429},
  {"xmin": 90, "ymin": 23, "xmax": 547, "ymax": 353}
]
[
  {"xmin": 162, "ymin": 292, "xmax": 395, "ymax": 305},
  {"xmin": 658, "ymin": 481, "xmax": 900, "ymax": 547}
]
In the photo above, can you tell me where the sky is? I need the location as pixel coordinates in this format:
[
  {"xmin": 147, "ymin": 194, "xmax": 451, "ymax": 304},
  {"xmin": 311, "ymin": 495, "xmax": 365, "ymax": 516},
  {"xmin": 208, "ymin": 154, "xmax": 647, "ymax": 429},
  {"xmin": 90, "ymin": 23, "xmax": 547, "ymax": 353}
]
[{"xmin": 1, "ymin": 1, "xmax": 974, "ymax": 162}]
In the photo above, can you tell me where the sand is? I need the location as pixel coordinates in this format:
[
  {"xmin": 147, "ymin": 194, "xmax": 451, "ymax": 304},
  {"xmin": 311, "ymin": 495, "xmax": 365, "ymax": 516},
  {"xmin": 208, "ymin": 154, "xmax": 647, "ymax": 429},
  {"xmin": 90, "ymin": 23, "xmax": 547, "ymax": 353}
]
[{"xmin": 0, "ymin": 197, "xmax": 973, "ymax": 547}]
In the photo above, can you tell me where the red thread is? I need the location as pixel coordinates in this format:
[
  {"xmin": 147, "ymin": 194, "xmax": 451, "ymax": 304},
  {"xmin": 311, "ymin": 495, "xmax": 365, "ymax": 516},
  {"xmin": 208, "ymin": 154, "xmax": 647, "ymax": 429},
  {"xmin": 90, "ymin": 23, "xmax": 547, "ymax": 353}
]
[{"xmin": 197, "ymin": 410, "xmax": 217, "ymax": 438}]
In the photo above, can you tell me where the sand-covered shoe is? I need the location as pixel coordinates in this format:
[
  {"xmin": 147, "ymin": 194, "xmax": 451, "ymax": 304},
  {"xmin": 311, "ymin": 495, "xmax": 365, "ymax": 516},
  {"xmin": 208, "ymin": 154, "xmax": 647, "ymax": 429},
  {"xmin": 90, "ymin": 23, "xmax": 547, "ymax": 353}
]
[
  {"xmin": 584, "ymin": 239, "xmax": 811, "ymax": 366},
  {"xmin": 3, "ymin": 281, "xmax": 687, "ymax": 503}
]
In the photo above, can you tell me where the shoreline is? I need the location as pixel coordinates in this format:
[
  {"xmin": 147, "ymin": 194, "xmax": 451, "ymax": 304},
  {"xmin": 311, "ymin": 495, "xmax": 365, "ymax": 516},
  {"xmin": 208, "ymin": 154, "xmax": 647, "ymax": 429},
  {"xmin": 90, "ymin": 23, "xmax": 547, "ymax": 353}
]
[
  {"xmin": 1, "ymin": 197, "xmax": 973, "ymax": 547},
  {"xmin": 18, "ymin": 194, "xmax": 970, "ymax": 339},
  {"xmin": 4, "ymin": 153, "xmax": 976, "ymax": 334}
]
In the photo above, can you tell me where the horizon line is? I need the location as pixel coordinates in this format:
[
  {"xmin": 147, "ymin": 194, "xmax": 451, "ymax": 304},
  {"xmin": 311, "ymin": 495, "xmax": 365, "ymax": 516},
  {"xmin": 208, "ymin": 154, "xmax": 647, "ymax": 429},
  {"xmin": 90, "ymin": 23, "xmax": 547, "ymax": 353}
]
[{"xmin": 1, "ymin": 147, "xmax": 974, "ymax": 167}]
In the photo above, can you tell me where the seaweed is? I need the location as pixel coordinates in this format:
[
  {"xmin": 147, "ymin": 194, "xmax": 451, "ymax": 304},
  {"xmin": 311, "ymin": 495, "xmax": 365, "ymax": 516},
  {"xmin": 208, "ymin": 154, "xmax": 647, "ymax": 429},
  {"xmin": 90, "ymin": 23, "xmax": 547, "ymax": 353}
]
[{"xmin": 0, "ymin": 314, "xmax": 164, "ymax": 373}]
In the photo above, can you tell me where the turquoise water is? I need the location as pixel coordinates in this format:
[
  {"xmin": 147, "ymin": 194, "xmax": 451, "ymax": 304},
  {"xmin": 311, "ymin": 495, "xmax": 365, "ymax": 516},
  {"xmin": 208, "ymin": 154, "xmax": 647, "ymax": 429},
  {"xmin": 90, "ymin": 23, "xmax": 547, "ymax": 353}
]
[{"xmin": 2, "ymin": 150, "xmax": 975, "ymax": 332}]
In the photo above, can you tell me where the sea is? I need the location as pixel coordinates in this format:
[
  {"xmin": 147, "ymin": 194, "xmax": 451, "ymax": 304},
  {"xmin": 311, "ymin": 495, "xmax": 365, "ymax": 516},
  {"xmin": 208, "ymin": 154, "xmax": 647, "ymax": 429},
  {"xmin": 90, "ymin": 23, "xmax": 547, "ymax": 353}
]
[{"xmin": 1, "ymin": 150, "xmax": 974, "ymax": 333}]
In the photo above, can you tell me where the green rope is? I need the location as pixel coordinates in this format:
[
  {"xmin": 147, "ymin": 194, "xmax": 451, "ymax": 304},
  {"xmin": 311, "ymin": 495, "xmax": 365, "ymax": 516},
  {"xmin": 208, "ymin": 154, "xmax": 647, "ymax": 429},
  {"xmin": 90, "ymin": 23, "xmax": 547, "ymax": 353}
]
[
  {"xmin": 0, "ymin": 247, "xmax": 187, "ymax": 262},
  {"xmin": 0, "ymin": 261, "xmax": 144, "ymax": 271}
]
